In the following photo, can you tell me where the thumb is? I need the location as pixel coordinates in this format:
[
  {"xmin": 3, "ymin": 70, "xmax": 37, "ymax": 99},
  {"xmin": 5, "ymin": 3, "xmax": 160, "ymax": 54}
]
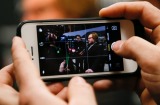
[
  {"xmin": 111, "ymin": 36, "xmax": 158, "ymax": 66},
  {"xmin": 111, "ymin": 36, "xmax": 160, "ymax": 80}
]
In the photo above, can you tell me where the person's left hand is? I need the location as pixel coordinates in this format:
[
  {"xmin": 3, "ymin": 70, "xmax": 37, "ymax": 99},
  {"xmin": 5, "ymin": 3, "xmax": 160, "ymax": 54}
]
[
  {"xmin": 0, "ymin": 64, "xmax": 19, "ymax": 105},
  {"xmin": 10, "ymin": 36, "xmax": 97, "ymax": 105},
  {"xmin": 0, "ymin": 64, "xmax": 65, "ymax": 105},
  {"xmin": 0, "ymin": 38, "xmax": 66, "ymax": 105}
]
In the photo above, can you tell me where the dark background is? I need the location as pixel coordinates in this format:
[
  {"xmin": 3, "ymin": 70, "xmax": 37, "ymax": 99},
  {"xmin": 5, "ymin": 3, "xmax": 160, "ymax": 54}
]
[
  {"xmin": 0, "ymin": 0, "xmax": 19, "ymax": 68},
  {"xmin": 0, "ymin": 0, "xmax": 19, "ymax": 25}
]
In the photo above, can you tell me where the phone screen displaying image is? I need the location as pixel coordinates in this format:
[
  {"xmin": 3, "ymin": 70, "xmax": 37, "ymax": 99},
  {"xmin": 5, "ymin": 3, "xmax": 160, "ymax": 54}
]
[{"xmin": 36, "ymin": 22, "xmax": 124, "ymax": 76}]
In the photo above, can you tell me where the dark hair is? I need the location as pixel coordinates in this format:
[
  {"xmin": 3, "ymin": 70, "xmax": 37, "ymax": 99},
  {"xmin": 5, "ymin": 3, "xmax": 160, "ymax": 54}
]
[{"xmin": 75, "ymin": 35, "xmax": 81, "ymax": 38}]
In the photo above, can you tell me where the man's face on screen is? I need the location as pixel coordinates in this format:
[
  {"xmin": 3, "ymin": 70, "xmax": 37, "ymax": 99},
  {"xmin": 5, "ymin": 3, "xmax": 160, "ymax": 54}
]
[{"xmin": 88, "ymin": 34, "xmax": 95, "ymax": 44}]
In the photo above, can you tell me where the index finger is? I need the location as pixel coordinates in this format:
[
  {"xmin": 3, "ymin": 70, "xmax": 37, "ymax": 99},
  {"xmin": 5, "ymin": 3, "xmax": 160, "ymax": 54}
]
[
  {"xmin": 0, "ymin": 64, "xmax": 14, "ymax": 86},
  {"xmin": 11, "ymin": 36, "xmax": 46, "ymax": 90},
  {"xmin": 12, "ymin": 36, "xmax": 66, "ymax": 105},
  {"xmin": 99, "ymin": 1, "xmax": 160, "ymax": 29}
]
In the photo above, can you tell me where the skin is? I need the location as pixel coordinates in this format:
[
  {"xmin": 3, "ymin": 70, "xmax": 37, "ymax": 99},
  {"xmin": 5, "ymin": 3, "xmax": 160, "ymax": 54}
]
[
  {"xmin": 93, "ymin": 1, "xmax": 160, "ymax": 105},
  {"xmin": 9, "ymin": 1, "xmax": 98, "ymax": 104},
  {"xmin": 8, "ymin": 36, "xmax": 97, "ymax": 105},
  {"xmin": 85, "ymin": 34, "xmax": 95, "ymax": 73},
  {"xmin": 0, "ymin": 64, "xmax": 19, "ymax": 105},
  {"xmin": 0, "ymin": 36, "xmax": 96, "ymax": 105},
  {"xmin": 0, "ymin": 64, "xmax": 65, "ymax": 105},
  {"xmin": 21, "ymin": 0, "xmax": 98, "ymax": 20},
  {"xmin": 1, "ymin": 1, "xmax": 160, "ymax": 105},
  {"xmin": 0, "ymin": 64, "xmax": 64, "ymax": 105},
  {"xmin": 76, "ymin": 36, "xmax": 81, "ymax": 42},
  {"xmin": 21, "ymin": 0, "xmax": 69, "ymax": 20},
  {"xmin": 140, "ymin": 0, "xmax": 160, "ymax": 8},
  {"xmin": 88, "ymin": 34, "xmax": 95, "ymax": 44}
]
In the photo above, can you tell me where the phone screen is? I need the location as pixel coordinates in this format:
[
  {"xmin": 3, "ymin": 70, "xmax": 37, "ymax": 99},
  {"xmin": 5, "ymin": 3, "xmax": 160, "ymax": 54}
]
[{"xmin": 36, "ymin": 22, "xmax": 124, "ymax": 76}]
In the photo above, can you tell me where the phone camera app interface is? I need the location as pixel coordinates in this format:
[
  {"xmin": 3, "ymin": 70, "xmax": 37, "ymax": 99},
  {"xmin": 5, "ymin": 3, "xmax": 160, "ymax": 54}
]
[{"xmin": 37, "ymin": 22, "xmax": 124, "ymax": 76}]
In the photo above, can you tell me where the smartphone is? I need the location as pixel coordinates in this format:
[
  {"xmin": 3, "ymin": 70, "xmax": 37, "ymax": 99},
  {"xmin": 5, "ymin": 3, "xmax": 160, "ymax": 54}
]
[{"xmin": 17, "ymin": 18, "xmax": 143, "ymax": 80}]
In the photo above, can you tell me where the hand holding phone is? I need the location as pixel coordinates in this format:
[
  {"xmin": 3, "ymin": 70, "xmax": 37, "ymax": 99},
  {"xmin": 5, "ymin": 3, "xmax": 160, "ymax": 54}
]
[{"xmin": 17, "ymin": 18, "xmax": 144, "ymax": 80}]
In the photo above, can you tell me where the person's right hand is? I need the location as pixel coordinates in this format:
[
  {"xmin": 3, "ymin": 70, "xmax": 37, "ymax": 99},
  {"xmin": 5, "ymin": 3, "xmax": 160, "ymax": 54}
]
[
  {"xmin": 94, "ymin": 1, "xmax": 160, "ymax": 105},
  {"xmin": 11, "ymin": 36, "xmax": 97, "ymax": 105}
]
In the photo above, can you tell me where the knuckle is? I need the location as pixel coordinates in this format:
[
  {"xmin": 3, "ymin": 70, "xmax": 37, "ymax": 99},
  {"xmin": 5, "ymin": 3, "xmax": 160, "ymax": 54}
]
[
  {"xmin": 141, "ymin": 1, "xmax": 151, "ymax": 6},
  {"xmin": 140, "ymin": 47, "xmax": 160, "ymax": 72},
  {"xmin": 141, "ymin": 1, "xmax": 153, "ymax": 10},
  {"xmin": 123, "ymin": 36, "xmax": 139, "ymax": 49},
  {"xmin": 141, "ymin": 1, "xmax": 151, "ymax": 5},
  {"xmin": 152, "ymin": 51, "xmax": 160, "ymax": 64},
  {"xmin": 120, "ymin": 36, "xmax": 141, "ymax": 59}
]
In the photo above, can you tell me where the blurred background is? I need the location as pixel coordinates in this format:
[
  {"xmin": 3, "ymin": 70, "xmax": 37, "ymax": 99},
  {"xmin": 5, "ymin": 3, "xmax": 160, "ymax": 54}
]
[{"xmin": 0, "ymin": 0, "xmax": 160, "ymax": 105}]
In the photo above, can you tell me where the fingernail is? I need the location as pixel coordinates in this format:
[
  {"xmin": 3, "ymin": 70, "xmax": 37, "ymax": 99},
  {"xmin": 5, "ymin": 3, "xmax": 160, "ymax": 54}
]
[
  {"xmin": 72, "ymin": 76, "xmax": 86, "ymax": 84},
  {"xmin": 111, "ymin": 40, "xmax": 124, "ymax": 51}
]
